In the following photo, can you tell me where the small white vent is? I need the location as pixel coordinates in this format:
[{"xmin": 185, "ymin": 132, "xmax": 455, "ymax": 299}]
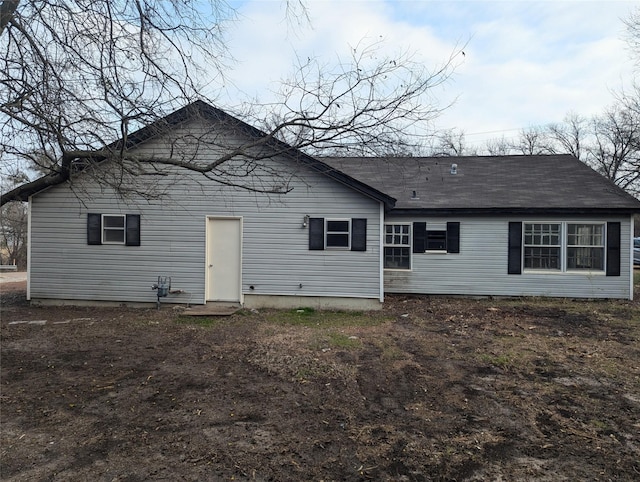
[{"xmin": 450, "ymin": 163, "xmax": 458, "ymax": 175}]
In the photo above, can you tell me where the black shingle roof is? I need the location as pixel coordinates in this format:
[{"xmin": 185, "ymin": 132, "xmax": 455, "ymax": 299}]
[{"xmin": 321, "ymin": 155, "xmax": 640, "ymax": 214}]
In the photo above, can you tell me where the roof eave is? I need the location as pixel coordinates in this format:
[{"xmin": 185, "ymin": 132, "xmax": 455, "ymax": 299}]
[{"xmin": 388, "ymin": 207, "xmax": 640, "ymax": 216}]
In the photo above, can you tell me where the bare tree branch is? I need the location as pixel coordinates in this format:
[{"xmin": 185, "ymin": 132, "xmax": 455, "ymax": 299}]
[
  {"xmin": 476, "ymin": 107, "xmax": 640, "ymax": 197},
  {"xmin": 0, "ymin": 0, "xmax": 19, "ymax": 36},
  {"xmin": 1, "ymin": 2, "xmax": 462, "ymax": 206}
]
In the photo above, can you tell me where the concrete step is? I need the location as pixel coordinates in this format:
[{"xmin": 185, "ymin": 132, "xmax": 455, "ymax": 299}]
[{"xmin": 181, "ymin": 302, "xmax": 241, "ymax": 316}]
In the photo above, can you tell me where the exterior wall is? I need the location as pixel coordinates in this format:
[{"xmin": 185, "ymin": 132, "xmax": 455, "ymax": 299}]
[
  {"xmin": 28, "ymin": 122, "xmax": 382, "ymax": 306},
  {"xmin": 384, "ymin": 214, "xmax": 633, "ymax": 299},
  {"xmin": 243, "ymin": 294, "xmax": 382, "ymax": 311}
]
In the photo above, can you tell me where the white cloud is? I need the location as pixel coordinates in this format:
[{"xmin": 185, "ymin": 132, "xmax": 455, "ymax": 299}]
[{"xmin": 220, "ymin": 0, "xmax": 637, "ymax": 144}]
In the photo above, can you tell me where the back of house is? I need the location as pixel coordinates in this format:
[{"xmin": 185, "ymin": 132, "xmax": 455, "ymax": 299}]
[
  {"xmin": 324, "ymin": 155, "xmax": 640, "ymax": 300},
  {"xmin": 26, "ymin": 103, "xmax": 391, "ymax": 310},
  {"xmin": 24, "ymin": 103, "xmax": 640, "ymax": 307}
]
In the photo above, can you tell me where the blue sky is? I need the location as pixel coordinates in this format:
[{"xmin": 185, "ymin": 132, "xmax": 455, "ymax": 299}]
[{"xmin": 219, "ymin": 1, "xmax": 637, "ymax": 149}]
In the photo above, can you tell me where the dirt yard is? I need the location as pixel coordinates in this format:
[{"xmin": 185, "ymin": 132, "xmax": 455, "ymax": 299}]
[{"xmin": 1, "ymin": 280, "xmax": 639, "ymax": 481}]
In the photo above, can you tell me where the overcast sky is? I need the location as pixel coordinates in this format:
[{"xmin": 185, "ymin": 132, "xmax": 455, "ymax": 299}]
[{"xmin": 218, "ymin": 0, "xmax": 637, "ymax": 149}]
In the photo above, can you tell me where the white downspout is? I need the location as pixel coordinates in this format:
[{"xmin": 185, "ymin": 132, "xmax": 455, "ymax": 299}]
[
  {"xmin": 379, "ymin": 202, "xmax": 384, "ymax": 303},
  {"xmin": 631, "ymin": 214, "xmax": 635, "ymax": 301},
  {"xmin": 26, "ymin": 197, "xmax": 32, "ymax": 301}
]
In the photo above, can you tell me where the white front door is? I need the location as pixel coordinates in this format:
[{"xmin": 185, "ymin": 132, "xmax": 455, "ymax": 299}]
[{"xmin": 206, "ymin": 217, "xmax": 242, "ymax": 302}]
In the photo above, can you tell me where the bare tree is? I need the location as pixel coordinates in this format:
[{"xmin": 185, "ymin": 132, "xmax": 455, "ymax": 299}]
[
  {"xmin": 428, "ymin": 128, "xmax": 476, "ymax": 157},
  {"xmin": 514, "ymin": 126, "xmax": 554, "ymax": 156},
  {"xmin": 589, "ymin": 104, "xmax": 640, "ymax": 194},
  {"xmin": 0, "ymin": 160, "xmax": 27, "ymax": 266},
  {"xmin": 479, "ymin": 107, "xmax": 640, "ymax": 196},
  {"xmin": 484, "ymin": 136, "xmax": 512, "ymax": 156},
  {"xmin": 545, "ymin": 113, "xmax": 586, "ymax": 159},
  {"xmin": 624, "ymin": 6, "xmax": 640, "ymax": 69},
  {"xmin": 1, "ymin": 1, "xmax": 462, "ymax": 205},
  {"xmin": 0, "ymin": 201, "xmax": 27, "ymax": 268}
]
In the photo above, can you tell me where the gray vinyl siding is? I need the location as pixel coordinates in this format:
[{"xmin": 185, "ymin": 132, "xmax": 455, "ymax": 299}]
[
  {"xmin": 28, "ymin": 122, "xmax": 382, "ymax": 304},
  {"xmin": 384, "ymin": 215, "xmax": 633, "ymax": 299}
]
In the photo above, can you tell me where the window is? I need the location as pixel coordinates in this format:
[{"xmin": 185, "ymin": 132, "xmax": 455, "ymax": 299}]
[
  {"xmin": 102, "ymin": 215, "xmax": 126, "ymax": 244},
  {"xmin": 426, "ymin": 227, "xmax": 447, "ymax": 251},
  {"xmin": 412, "ymin": 222, "xmax": 460, "ymax": 254},
  {"xmin": 566, "ymin": 223, "xmax": 604, "ymax": 270},
  {"xmin": 384, "ymin": 224, "xmax": 411, "ymax": 269},
  {"xmin": 309, "ymin": 217, "xmax": 366, "ymax": 251},
  {"xmin": 510, "ymin": 221, "xmax": 613, "ymax": 275},
  {"xmin": 524, "ymin": 223, "xmax": 561, "ymax": 270},
  {"xmin": 325, "ymin": 219, "xmax": 350, "ymax": 248},
  {"xmin": 87, "ymin": 213, "xmax": 141, "ymax": 246}
]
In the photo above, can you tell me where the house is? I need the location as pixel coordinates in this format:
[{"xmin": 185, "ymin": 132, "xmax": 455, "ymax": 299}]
[
  {"xmin": 23, "ymin": 102, "xmax": 640, "ymax": 308},
  {"xmin": 323, "ymin": 155, "xmax": 640, "ymax": 299}
]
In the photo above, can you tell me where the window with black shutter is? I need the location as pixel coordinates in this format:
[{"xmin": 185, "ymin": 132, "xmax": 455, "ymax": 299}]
[
  {"xmin": 309, "ymin": 217, "xmax": 367, "ymax": 251},
  {"xmin": 509, "ymin": 221, "xmax": 616, "ymax": 275},
  {"xmin": 87, "ymin": 213, "xmax": 141, "ymax": 246},
  {"xmin": 412, "ymin": 221, "xmax": 461, "ymax": 254}
]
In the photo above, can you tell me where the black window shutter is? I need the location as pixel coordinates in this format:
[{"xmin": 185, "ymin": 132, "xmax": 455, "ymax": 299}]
[
  {"xmin": 351, "ymin": 218, "xmax": 367, "ymax": 251},
  {"xmin": 508, "ymin": 222, "xmax": 522, "ymax": 275},
  {"xmin": 87, "ymin": 213, "xmax": 102, "ymax": 245},
  {"xmin": 126, "ymin": 214, "xmax": 141, "ymax": 246},
  {"xmin": 413, "ymin": 222, "xmax": 426, "ymax": 253},
  {"xmin": 446, "ymin": 222, "xmax": 460, "ymax": 253},
  {"xmin": 606, "ymin": 221, "xmax": 620, "ymax": 277},
  {"xmin": 309, "ymin": 217, "xmax": 324, "ymax": 250}
]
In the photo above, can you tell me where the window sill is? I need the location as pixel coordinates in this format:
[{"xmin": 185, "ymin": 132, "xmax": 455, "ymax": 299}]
[{"xmin": 523, "ymin": 269, "xmax": 605, "ymax": 275}]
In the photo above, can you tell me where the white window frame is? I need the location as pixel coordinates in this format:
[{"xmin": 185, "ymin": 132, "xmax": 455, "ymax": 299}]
[
  {"xmin": 102, "ymin": 214, "xmax": 126, "ymax": 245},
  {"xmin": 523, "ymin": 222, "xmax": 562, "ymax": 271},
  {"xmin": 523, "ymin": 221, "xmax": 606, "ymax": 273},
  {"xmin": 566, "ymin": 223, "xmax": 605, "ymax": 271},
  {"xmin": 384, "ymin": 223, "xmax": 412, "ymax": 270},
  {"xmin": 325, "ymin": 218, "xmax": 351, "ymax": 250}
]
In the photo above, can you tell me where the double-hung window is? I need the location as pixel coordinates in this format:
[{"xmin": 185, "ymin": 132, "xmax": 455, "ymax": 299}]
[
  {"xmin": 325, "ymin": 219, "xmax": 351, "ymax": 249},
  {"xmin": 102, "ymin": 215, "xmax": 126, "ymax": 244},
  {"xmin": 515, "ymin": 222, "xmax": 608, "ymax": 273},
  {"xmin": 523, "ymin": 223, "xmax": 561, "ymax": 270},
  {"xmin": 87, "ymin": 213, "xmax": 141, "ymax": 246},
  {"xmin": 308, "ymin": 217, "xmax": 367, "ymax": 251},
  {"xmin": 566, "ymin": 223, "xmax": 604, "ymax": 270},
  {"xmin": 384, "ymin": 224, "xmax": 411, "ymax": 269}
]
